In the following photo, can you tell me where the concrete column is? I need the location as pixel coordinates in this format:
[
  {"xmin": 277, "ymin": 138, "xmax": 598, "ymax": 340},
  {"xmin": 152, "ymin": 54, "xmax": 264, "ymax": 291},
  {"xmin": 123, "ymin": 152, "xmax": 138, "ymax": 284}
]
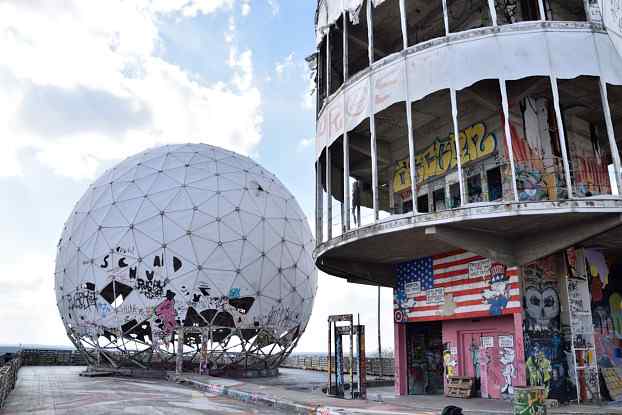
[
  {"xmin": 394, "ymin": 322, "xmax": 407, "ymax": 396},
  {"xmin": 450, "ymin": 89, "xmax": 465, "ymax": 206},
  {"xmin": 600, "ymin": 79, "xmax": 622, "ymax": 196},
  {"xmin": 442, "ymin": 0, "xmax": 449, "ymax": 35},
  {"xmin": 327, "ymin": 145, "xmax": 333, "ymax": 240},
  {"xmin": 176, "ymin": 327, "xmax": 184, "ymax": 376},
  {"xmin": 343, "ymin": 8, "xmax": 351, "ymax": 232},
  {"xmin": 500, "ymin": 79, "xmax": 519, "ymax": 202},
  {"xmin": 400, "ymin": 0, "xmax": 418, "ymax": 214},
  {"xmin": 550, "ymin": 76, "xmax": 574, "ymax": 199},
  {"xmin": 513, "ymin": 312, "xmax": 527, "ymax": 388},
  {"xmin": 366, "ymin": 0, "xmax": 379, "ymax": 222}
]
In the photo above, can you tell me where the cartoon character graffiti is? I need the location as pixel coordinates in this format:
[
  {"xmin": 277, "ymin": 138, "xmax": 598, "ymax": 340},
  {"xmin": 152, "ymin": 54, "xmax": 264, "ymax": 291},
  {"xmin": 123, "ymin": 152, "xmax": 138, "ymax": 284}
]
[
  {"xmin": 526, "ymin": 350, "xmax": 553, "ymax": 398},
  {"xmin": 482, "ymin": 263, "xmax": 510, "ymax": 316},
  {"xmin": 500, "ymin": 347, "xmax": 517, "ymax": 395},
  {"xmin": 155, "ymin": 290, "xmax": 177, "ymax": 335},
  {"xmin": 524, "ymin": 278, "xmax": 560, "ymax": 332},
  {"xmin": 443, "ymin": 349, "xmax": 458, "ymax": 379}
]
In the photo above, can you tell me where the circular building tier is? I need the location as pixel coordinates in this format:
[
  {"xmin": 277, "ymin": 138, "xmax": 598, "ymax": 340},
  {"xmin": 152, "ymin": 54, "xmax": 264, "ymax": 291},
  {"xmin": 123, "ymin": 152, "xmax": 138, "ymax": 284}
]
[{"xmin": 313, "ymin": 0, "xmax": 622, "ymax": 285}]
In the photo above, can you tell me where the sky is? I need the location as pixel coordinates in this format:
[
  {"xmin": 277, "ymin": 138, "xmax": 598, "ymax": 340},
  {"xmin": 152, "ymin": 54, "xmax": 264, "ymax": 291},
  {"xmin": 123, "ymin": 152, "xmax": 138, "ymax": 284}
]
[{"xmin": 0, "ymin": 0, "xmax": 394, "ymax": 354}]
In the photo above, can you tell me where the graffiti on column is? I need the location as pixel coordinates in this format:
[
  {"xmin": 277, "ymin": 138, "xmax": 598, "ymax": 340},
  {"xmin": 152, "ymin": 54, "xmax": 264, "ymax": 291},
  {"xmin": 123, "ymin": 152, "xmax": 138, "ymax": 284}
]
[{"xmin": 522, "ymin": 256, "xmax": 569, "ymax": 401}]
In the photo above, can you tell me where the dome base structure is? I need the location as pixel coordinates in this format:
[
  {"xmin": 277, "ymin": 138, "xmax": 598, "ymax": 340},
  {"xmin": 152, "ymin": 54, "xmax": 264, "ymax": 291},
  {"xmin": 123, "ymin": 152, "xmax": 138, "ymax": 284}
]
[{"xmin": 55, "ymin": 144, "xmax": 317, "ymax": 375}]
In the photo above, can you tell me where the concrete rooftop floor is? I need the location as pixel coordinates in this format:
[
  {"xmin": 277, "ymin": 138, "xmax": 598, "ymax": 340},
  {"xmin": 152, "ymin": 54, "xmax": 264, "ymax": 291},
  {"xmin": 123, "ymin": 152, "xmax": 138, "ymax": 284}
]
[{"xmin": 2, "ymin": 366, "xmax": 286, "ymax": 415}]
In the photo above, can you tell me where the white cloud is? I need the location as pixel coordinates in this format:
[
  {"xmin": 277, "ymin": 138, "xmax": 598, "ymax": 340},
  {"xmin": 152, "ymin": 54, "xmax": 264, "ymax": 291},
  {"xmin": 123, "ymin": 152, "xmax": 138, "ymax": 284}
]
[
  {"xmin": 267, "ymin": 0, "xmax": 280, "ymax": 16},
  {"xmin": 0, "ymin": 252, "xmax": 70, "ymax": 346},
  {"xmin": 0, "ymin": 0, "xmax": 262, "ymax": 180},
  {"xmin": 241, "ymin": 0, "xmax": 251, "ymax": 16},
  {"xmin": 275, "ymin": 52, "xmax": 295, "ymax": 79},
  {"xmin": 297, "ymin": 137, "xmax": 313, "ymax": 152}
]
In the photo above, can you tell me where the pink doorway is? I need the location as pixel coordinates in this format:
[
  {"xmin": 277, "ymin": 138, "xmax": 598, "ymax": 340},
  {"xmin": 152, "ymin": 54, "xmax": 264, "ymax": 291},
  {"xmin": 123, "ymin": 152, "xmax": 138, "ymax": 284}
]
[{"xmin": 444, "ymin": 315, "xmax": 524, "ymax": 399}]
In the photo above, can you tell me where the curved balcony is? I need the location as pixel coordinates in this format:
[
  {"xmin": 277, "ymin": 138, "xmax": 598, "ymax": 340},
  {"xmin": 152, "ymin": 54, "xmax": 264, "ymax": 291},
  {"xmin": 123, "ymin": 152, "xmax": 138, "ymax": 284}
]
[{"xmin": 313, "ymin": 3, "xmax": 622, "ymax": 286}]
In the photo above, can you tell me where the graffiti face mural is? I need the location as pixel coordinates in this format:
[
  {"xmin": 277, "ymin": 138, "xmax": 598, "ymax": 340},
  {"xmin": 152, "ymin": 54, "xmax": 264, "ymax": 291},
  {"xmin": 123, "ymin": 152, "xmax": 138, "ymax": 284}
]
[
  {"xmin": 54, "ymin": 144, "xmax": 318, "ymax": 371},
  {"xmin": 522, "ymin": 256, "xmax": 570, "ymax": 402}
]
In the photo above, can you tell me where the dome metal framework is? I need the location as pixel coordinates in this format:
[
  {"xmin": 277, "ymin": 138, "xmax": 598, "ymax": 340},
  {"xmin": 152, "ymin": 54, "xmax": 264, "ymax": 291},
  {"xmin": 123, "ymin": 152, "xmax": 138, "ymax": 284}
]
[{"xmin": 55, "ymin": 143, "xmax": 317, "ymax": 374}]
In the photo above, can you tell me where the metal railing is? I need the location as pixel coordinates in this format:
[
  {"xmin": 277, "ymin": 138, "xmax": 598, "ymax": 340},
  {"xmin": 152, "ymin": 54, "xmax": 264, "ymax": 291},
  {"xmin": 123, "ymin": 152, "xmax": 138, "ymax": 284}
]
[
  {"xmin": 281, "ymin": 354, "xmax": 394, "ymax": 377},
  {"xmin": 0, "ymin": 356, "xmax": 21, "ymax": 409}
]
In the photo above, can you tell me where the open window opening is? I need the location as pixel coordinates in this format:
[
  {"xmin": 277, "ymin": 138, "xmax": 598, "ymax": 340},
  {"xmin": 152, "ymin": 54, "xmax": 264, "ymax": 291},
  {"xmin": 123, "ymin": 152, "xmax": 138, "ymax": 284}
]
[
  {"xmin": 372, "ymin": 0, "xmax": 403, "ymax": 62},
  {"xmin": 411, "ymin": 88, "xmax": 455, "ymax": 213},
  {"xmin": 329, "ymin": 137, "xmax": 345, "ymax": 237},
  {"xmin": 506, "ymin": 76, "xmax": 567, "ymax": 201},
  {"xmin": 349, "ymin": 118, "xmax": 376, "ymax": 227},
  {"xmin": 318, "ymin": 38, "xmax": 328, "ymax": 112},
  {"xmin": 446, "ymin": 0, "xmax": 492, "ymax": 33},
  {"xmin": 495, "ymin": 0, "xmax": 541, "ymax": 24},
  {"xmin": 376, "ymin": 102, "xmax": 411, "ymax": 218},
  {"xmin": 347, "ymin": 0, "xmax": 370, "ymax": 78},
  {"xmin": 557, "ymin": 76, "xmax": 613, "ymax": 197},
  {"xmin": 456, "ymin": 79, "xmax": 512, "ymax": 203},
  {"xmin": 317, "ymin": 150, "xmax": 329, "ymax": 242},
  {"xmin": 607, "ymin": 83, "xmax": 622, "ymax": 195},
  {"xmin": 405, "ymin": 1, "xmax": 446, "ymax": 47},
  {"xmin": 544, "ymin": 0, "xmax": 587, "ymax": 21},
  {"xmin": 329, "ymin": 17, "xmax": 344, "ymax": 95}
]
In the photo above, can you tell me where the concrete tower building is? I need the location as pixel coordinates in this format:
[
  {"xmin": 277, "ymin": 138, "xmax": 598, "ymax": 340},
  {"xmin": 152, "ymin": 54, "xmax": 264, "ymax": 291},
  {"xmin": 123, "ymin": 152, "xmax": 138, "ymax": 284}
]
[{"xmin": 313, "ymin": 0, "xmax": 622, "ymax": 404}]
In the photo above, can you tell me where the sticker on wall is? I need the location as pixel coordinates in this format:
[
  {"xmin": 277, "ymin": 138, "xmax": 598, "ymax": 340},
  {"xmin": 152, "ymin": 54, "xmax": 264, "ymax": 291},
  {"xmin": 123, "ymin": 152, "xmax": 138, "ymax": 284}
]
[
  {"xmin": 405, "ymin": 281, "xmax": 421, "ymax": 296},
  {"xmin": 427, "ymin": 288, "xmax": 445, "ymax": 305},
  {"xmin": 481, "ymin": 336, "xmax": 494, "ymax": 349},
  {"xmin": 499, "ymin": 335, "xmax": 514, "ymax": 348},
  {"xmin": 469, "ymin": 259, "xmax": 492, "ymax": 280}
]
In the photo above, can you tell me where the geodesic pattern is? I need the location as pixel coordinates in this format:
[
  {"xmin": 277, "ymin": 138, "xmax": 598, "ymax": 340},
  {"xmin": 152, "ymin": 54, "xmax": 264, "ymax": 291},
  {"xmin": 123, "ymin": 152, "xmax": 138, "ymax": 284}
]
[{"xmin": 54, "ymin": 143, "xmax": 317, "ymax": 371}]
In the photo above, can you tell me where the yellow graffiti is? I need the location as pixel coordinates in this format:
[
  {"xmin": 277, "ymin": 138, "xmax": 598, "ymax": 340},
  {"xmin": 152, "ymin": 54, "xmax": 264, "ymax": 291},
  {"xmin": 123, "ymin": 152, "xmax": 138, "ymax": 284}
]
[{"xmin": 393, "ymin": 122, "xmax": 497, "ymax": 193}]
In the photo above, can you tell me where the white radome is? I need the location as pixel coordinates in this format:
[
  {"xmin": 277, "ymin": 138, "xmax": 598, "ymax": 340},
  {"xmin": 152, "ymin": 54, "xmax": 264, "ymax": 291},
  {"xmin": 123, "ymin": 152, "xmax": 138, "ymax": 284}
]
[{"xmin": 54, "ymin": 143, "xmax": 317, "ymax": 371}]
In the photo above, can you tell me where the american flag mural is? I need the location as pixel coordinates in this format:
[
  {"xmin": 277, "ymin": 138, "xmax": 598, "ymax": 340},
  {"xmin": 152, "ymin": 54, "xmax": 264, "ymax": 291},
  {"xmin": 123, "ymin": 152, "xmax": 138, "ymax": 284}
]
[{"xmin": 393, "ymin": 250, "xmax": 522, "ymax": 323}]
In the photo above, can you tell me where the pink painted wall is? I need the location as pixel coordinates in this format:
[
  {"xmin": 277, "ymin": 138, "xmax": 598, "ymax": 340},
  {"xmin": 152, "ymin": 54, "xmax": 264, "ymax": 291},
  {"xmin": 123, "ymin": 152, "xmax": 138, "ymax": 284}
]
[
  {"xmin": 394, "ymin": 322, "xmax": 407, "ymax": 396},
  {"xmin": 442, "ymin": 315, "xmax": 526, "ymax": 397}
]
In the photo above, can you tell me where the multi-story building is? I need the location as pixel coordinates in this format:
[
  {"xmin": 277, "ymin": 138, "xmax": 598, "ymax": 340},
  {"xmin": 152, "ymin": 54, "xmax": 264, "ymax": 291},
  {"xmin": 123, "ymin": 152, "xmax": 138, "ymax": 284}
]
[{"xmin": 313, "ymin": 0, "xmax": 622, "ymax": 403}]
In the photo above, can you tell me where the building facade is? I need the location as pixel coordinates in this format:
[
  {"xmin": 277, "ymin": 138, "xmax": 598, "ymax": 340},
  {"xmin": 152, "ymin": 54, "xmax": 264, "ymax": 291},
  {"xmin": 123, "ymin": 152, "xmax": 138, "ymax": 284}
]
[{"xmin": 313, "ymin": 0, "xmax": 622, "ymax": 403}]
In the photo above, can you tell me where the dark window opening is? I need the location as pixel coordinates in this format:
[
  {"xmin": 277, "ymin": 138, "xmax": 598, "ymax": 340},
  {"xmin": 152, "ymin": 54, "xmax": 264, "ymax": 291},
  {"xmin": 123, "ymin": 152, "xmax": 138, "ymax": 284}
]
[
  {"xmin": 417, "ymin": 194, "xmax": 429, "ymax": 213},
  {"xmin": 446, "ymin": 0, "xmax": 492, "ymax": 33},
  {"xmin": 318, "ymin": 38, "xmax": 328, "ymax": 112},
  {"xmin": 372, "ymin": 0, "xmax": 403, "ymax": 62},
  {"xmin": 487, "ymin": 167, "xmax": 503, "ymax": 201},
  {"xmin": 496, "ymin": 0, "xmax": 541, "ymax": 24},
  {"xmin": 403, "ymin": 199, "xmax": 413, "ymax": 213},
  {"xmin": 467, "ymin": 174, "xmax": 483, "ymax": 203},
  {"xmin": 329, "ymin": 17, "xmax": 344, "ymax": 95},
  {"xmin": 406, "ymin": 1, "xmax": 446, "ymax": 46},
  {"xmin": 433, "ymin": 187, "xmax": 446, "ymax": 212},
  {"xmin": 449, "ymin": 182, "xmax": 461, "ymax": 208},
  {"xmin": 544, "ymin": 0, "xmax": 587, "ymax": 21},
  {"xmin": 347, "ymin": 0, "xmax": 370, "ymax": 78}
]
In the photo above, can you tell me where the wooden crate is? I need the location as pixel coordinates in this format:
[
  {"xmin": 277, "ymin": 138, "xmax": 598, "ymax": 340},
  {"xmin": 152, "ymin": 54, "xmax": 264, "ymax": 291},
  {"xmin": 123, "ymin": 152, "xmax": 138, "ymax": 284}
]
[{"xmin": 446, "ymin": 376, "xmax": 473, "ymax": 399}]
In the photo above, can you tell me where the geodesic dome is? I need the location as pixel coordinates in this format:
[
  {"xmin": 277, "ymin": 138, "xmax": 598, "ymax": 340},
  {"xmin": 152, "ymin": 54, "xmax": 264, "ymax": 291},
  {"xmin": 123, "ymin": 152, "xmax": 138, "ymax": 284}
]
[{"xmin": 54, "ymin": 143, "xmax": 317, "ymax": 373}]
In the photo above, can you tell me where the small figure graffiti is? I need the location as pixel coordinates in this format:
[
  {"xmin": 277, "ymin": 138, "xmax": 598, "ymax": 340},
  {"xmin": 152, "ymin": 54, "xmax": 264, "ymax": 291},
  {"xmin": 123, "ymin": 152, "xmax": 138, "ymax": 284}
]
[
  {"xmin": 443, "ymin": 349, "xmax": 458, "ymax": 380},
  {"xmin": 516, "ymin": 166, "xmax": 549, "ymax": 202},
  {"xmin": 526, "ymin": 351, "xmax": 553, "ymax": 398},
  {"xmin": 155, "ymin": 290, "xmax": 177, "ymax": 335},
  {"xmin": 482, "ymin": 263, "xmax": 510, "ymax": 316},
  {"xmin": 500, "ymin": 347, "xmax": 517, "ymax": 396}
]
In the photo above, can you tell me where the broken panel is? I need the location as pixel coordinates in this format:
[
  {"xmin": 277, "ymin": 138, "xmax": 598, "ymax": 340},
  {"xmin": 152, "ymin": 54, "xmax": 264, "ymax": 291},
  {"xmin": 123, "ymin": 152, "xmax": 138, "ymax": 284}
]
[
  {"xmin": 506, "ymin": 76, "xmax": 568, "ymax": 201},
  {"xmin": 558, "ymin": 76, "xmax": 613, "ymax": 197}
]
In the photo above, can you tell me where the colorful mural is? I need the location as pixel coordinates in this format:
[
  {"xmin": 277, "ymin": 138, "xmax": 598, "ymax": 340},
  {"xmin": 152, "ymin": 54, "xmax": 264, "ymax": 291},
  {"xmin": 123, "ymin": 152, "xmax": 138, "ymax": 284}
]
[
  {"xmin": 392, "ymin": 121, "xmax": 498, "ymax": 193},
  {"xmin": 522, "ymin": 255, "xmax": 573, "ymax": 402},
  {"xmin": 394, "ymin": 251, "xmax": 520, "ymax": 323}
]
